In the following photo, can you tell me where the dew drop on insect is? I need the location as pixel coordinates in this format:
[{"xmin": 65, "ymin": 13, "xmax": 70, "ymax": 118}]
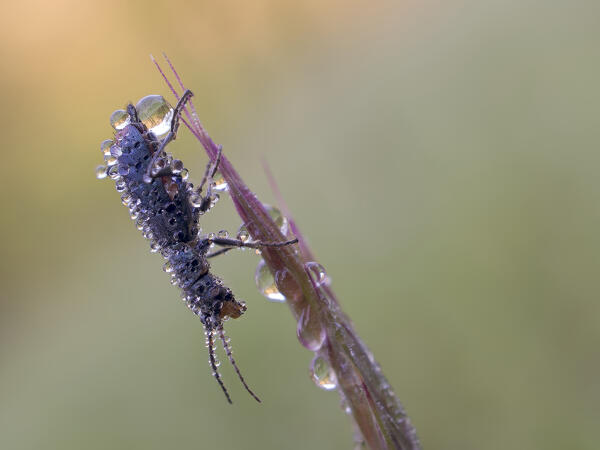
[
  {"xmin": 218, "ymin": 230, "xmax": 229, "ymax": 239},
  {"xmin": 163, "ymin": 262, "xmax": 173, "ymax": 273},
  {"xmin": 211, "ymin": 171, "xmax": 228, "ymax": 192},
  {"xmin": 150, "ymin": 241, "xmax": 160, "ymax": 253},
  {"xmin": 189, "ymin": 192, "xmax": 202, "ymax": 208},
  {"xmin": 121, "ymin": 193, "xmax": 132, "ymax": 206},
  {"xmin": 100, "ymin": 139, "xmax": 113, "ymax": 156},
  {"xmin": 310, "ymin": 355, "xmax": 337, "ymax": 391},
  {"xmin": 255, "ymin": 259, "xmax": 286, "ymax": 302},
  {"xmin": 107, "ymin": 165, "xmax": 119, "ymax": 180},
  {"xmin": 180, "ymin": 168, "xmax": 189, "ymax": 181},
  {"xmin": 172, "ymin": 159, "xmax": 183, "ymax": 175},
  {"xmin": 110, "ymin": 109, "xmax": 130, "ymax": 130},
  {"xmin": 95, "ymin": 165, "xmax": 108, "ymax": 179},
  {"xmin": 106, "ymin": 156, "xmax": 118, "ymax": 167},
  {"xmin": 135, "ymin": 95, "xmax": 173, "ymax": 138},
  {"xmin": 305, "ymin": 262, "xmax": 331, "ymax": 288},
  {"xmin": 264, "ymin": 204, "xmax": 289, "ymax": 235},
  {"xmin": 110, "ymin": 145, "xmax": 122, "ymax": 158}
]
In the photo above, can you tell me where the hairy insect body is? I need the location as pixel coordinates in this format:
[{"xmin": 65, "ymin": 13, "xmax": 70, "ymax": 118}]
[{"xmin": 111, "ymin": 116, "xmax": 245, "ymax": 333}]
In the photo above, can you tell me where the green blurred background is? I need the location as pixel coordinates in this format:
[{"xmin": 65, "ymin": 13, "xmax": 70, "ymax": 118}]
[{"xmin": 1, "ymin": 0, "xmax": 599, "ymax": 448}]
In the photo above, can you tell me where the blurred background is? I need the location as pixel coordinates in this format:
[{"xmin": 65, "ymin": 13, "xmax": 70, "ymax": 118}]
[{"xmin": 1, "ymin": 0, "xmax": 599, "ymax": 448}]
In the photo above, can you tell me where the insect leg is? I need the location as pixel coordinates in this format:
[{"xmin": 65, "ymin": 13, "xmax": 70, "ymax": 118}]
[
  {"xmin": 206, "ymin": 328, "xmax": 233, "ymax": 404},
  {"xmin": 197, "ymin": 145, "xmax": 223, "ymax": 196},
  {"xmin": 206, "ymin": 247, "xmax": 235, "ymax": 259},
  {"xmin": 193, "ymin": 145, "xmax": 223, "ymax": 213},
  {"xmin": 144, "ymin": 90, "xmax": 194, "ymax": 183},
  {"xmin": 209, "ymin": 236, "xmax": 299, "ymax": 250},
  {"xmin": 218, "ymin": 326, "xmax": 261, "ymax": 403}
]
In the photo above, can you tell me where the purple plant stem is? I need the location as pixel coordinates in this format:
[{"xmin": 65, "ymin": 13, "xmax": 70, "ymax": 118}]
[{"xmin": 153, "ymin": 56, "xmax": 421, "ymax": 450}]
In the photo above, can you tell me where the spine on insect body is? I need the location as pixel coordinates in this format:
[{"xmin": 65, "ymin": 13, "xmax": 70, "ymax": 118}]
[{"xmin": 106, "ymin": 113, "xmax": 244, "ymax": 332}]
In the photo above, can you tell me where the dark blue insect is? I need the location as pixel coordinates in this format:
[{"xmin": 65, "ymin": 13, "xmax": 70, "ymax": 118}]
[{"xmin": 98, "ymin": 91, "xmax": 297, "ymax": 403}]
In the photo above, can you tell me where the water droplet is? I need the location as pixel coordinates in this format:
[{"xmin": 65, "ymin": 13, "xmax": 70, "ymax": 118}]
[
  {"xmin": 211, "ymin": 171, "xmax": 228, "ymax": 192},
  {"xmin": 100, "ymin": 139, "xmax": 113, "ymax": 156},
  {"xmin": 218, "ymin": 230, "xmax": 229, "ymax": 239},
  {"xmin": 150, "ymin": 241, "xmax": 160, "ymax": 253},
  {"xmin": 95, "ymin": 165, "xmax": 107, "ymax": 179},
  {"xmin": 121, "ymin": 193, "xmax": 132, "ymax": 206},
  {"xmin": 115, "ymin": 180, "xmax": 126, "ymax": 192},
  {"xmin": 310, "ymin": 355, "xmax": 337, "ymax": 391},
  {"xmin": 110, "ymin": 145, "xmax": 122, "ymax": 158},
  {"xmin": 255, "ymin": 259, "xmax": 286, "ymax": 302},
  {"xmin": 172, "ymin": 159, "xmax": 183, "ymax": 174},
  {"xmin": 264, "ymin": 204, "xmax": 289, "ymax": 235},
  {"xmin": 238, "ymin": 229, "xmax": 250, "ymax": 243},
  {"xmin": 135, "ymin": 95, "xmax": 173, "ymax": 137},
  {"xmin": 189, "ymin": 192, "xmax": 203, "ymax": 208},
  {"xmin": 162, "ymin": 262, "xmax": 173, "ymax": 273},
  {"xmin": 107, "ymin": 165, "xmax": 119, "ymax": 180},
  {"xmin": 297, "ymin": 305, "xmax": 325, "ymax": 351},
  {"xmin": 106, "ymin": 156, "xmax": 118, "ymax": 166},
  {"xmin": 180, "ymin": 168, "xmax": 189, "ymax": 181},
  {"xmin": 305, "ymin": 262, "xmax": 331, "ymax": 287},
  {"xmin": 110, "ymin": 109, "xmax": 130, "ymax": 130}
]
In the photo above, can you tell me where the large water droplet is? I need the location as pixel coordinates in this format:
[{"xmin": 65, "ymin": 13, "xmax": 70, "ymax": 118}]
[
  {"xmin": 135, "ymin": 95, "xmax": 173, "ymax": 138},
  {"xmin": 305, "ymin": 262, "xmax": 331, "ymax": 288},
  {"xmin": 110, "ymin": 109, "xmax": 130, "ymax": 130},
  {"xmin": 310, "ymin": 355, "xmax": 337, "ymax": 391},
  {"xmin": 255, "ymin": 259, "xmax": 286, "ymax": 302}
]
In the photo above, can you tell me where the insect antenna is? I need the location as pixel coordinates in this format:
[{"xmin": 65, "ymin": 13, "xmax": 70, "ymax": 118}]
[
  {"xmin": 206, "ymin": 328, "xmax": 232, "ymax": 404},
  {"xmin": 218, "ymin": 326, "xmax": 261, "ymax": 403}
]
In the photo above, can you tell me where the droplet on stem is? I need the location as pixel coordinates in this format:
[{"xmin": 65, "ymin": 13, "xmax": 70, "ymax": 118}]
[
  {"xmin": 297, "ymin": 304, "xmax": 325, "ymax": 351},
  {"xmin": 310, "ymin": 354, "xmax": 337, "ymax": 391},
  {"xmin": 305, "ymin": 261, "xmax": 331, "ymax": 288},
  {"xmin": 255, "ymin": 259, "xmax": 286, "ymax": 302}
]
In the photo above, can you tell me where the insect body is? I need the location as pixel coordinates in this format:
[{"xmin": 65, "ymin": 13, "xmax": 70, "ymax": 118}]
[{"xmin": 98, "ymin": 91, "xmax": 296, "ymax": 403}]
